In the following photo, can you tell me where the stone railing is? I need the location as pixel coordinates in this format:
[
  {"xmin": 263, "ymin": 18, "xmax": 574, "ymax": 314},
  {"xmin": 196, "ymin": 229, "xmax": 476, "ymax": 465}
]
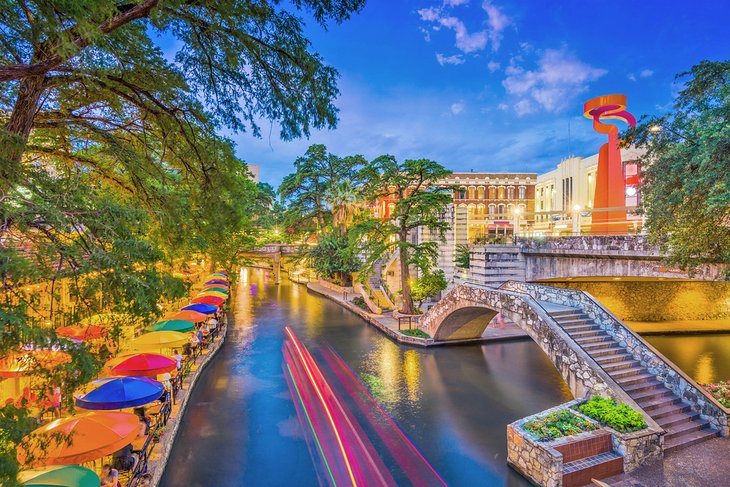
[
  {"xmin": 353, "ymin": 283, "xmax": 382, "ymax": 314},
  {"xmin": 502, "ymin": 281, "xmax": 730, "ymax": 436},
  {"xmin": 517, "ymin": 235, "xmax": 661, "ymax": 256}
]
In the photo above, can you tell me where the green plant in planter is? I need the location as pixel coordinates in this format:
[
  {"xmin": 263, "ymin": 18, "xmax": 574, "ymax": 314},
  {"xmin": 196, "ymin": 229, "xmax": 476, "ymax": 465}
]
[
  {"xmin": 522, "ymin": 409, "xmax": 598, "ymax": 441},
  {"xmin": 401, "ymin": 329, "xmax": 430, "ymax": 339},
  {"xmin": 577, "ymin": 396, "xmax": 647, "ymax": 433}
]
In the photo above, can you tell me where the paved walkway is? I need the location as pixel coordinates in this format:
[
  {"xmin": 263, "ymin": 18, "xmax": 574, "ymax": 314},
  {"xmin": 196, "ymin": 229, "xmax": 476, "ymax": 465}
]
[{"xmin": 605, "ymin": 437, "xmax": 730, "ymax": 487}]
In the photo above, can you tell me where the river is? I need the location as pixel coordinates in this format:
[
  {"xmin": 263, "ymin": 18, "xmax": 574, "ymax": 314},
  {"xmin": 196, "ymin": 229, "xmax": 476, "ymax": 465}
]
[{"xmin": 159, "ymin": 268, "xmax": 730, "ymax": 487}]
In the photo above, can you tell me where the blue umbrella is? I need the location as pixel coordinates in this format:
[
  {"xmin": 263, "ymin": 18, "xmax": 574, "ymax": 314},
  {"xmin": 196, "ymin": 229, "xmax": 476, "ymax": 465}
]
[
  {"xmin": 76, "ymin": 376, "xmax": 164, "ymax": 410},
  {"xmin": 204, "ymin": 279, "xmax": 229, "ymax": 287},
  {"xmin": 181, "ymin": 303, "xmax": 218, "ymax": 315}
]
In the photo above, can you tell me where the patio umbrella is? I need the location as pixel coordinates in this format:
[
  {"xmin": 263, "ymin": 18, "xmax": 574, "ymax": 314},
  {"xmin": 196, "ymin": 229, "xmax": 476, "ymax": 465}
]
[
  {"xmin": 128, "ymin": 331, "xmax": 188, "ymax": 351},
  {"xmin": 106, "ymin": 353, "xmax": 176, "ymax": 377},
  {"xmin": 17, "ymin": 412, "xmax": 139, "ymax": 466},
  {"xmin": 206, "ymin": 273, "xmax": 228, "ymax": 281},
  {"xmin": 181, "ymin": 303, "xmax": 218, "ymax": 314},
  {"xmin": 203, "ymin": 279, "xmax": 228, "ymax": 287},
  {"xmin": 169, "ymin": 310, "xmax": 208, "ymax": 322},
  {"xmin": 76, "ymin": 376, "xmax": 164, "ymax": 410},
  {"xmin": 18, "ymin": 465, "xmax": 100, "ymax": 487},
  {"xmin": 55, "ymin": 325, "xmax": 106, "ymax": 341},
  {"xmin": 149, "ymin": 319, "xmax": 195, "ymax": 333},
  {"xmin": 202, "ymin": 286, "xmax": 229, "ymax": 294},
  {"xmin": 0, "ymin": 351, "xmax": 71, "ymax": 378},
  {"xmin": 198, "ymin": 290, "xmax": 227, "ymax": 298},
  {"xmin": 191, "ymin": 296, "xmax": 225, "ymax": 306}
]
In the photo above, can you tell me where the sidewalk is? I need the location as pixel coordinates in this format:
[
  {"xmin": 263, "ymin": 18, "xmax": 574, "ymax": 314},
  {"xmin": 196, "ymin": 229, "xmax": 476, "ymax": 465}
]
[
  {"xmin": 628, "ymin": 319, "xmax": 730, "ymax": 335},
  {"xmin": 306, "ymin": 282, "xmax": 528, "ymax": 346}
]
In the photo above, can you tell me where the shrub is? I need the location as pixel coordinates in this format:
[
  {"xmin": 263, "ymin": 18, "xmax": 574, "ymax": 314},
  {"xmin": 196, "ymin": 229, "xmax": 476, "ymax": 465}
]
[
  {"xmin": 577, "ymin": 396, "xmax": 647, "ymax": 433},
  {"xmin": 703, "ymin": 381, "xmax": 730, "ymax": 407},
  {"xmin": 401, "ymin": 329, "xmax": 430, "ymax": 339},
  {"xmin": 522, "ymin": 409, "xmax": 598, "ymax": 441},
  {"xmin": 351, "ymin": 296, "xmax": 369, "ymax": 311}
]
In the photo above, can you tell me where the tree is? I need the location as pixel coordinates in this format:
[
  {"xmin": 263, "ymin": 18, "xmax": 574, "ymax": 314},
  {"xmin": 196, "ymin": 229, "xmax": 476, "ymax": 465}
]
[
  {"xmin": 624, "ymin": 60, "xmax": 730, "ymax": 272},
  {"xmin": 279, "ymin": 145, "xmax": 367, "ymax": 237},
  {"xmin": 304, "ymin": 231, "xmax": 361, "ymax": 286},
  {"xmin": 411, "ymin": 270, "xmax": 447, "ymax": 306},
  {"xmin": 455, "ymin": 244, "xmax": 470, "ymax": 269},
  {"xmin": 356, "ymin": 156, "xmax": 453, "ymax": 314}
]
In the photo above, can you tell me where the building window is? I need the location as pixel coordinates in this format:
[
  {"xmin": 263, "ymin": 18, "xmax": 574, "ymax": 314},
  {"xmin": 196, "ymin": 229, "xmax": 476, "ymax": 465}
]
[
  {"xmin": 497, "ymin": 187, "xmax": 505, "ymax": 199},
  {"xmin": 507, "ymin": 187, "xmax": 514, "ymax": 200},
  {"xmin": 498, "ymin": 204, "xmax": 505, "ymax": 215},
  {"xmin": 519, "ymin": 186, "xmax": 526, "ymax": 200},
  {"xmin": 468, "ymin": 186, "xmax": 476, "ymax": 199},
  {"xmin": 477, "ymin": 203, "xmax": 485, "ymax": 216},
  {"xmin": 488, "ymin": 186, "xmax": 496, "ymax": 199},
  {"xmin": 488, "ymin": 204, "xmax": 495, "ymax": 216},
  {"xmin": 477, "ymin": 186, "xmax": 485, "ymax": 199},
  {"xmin": 457, "ymin": 189, "xmax": 466, "ymax": 199},
  {"xmin": 562, "ymin": 177, "xmax": 573, "ymax": 210}
]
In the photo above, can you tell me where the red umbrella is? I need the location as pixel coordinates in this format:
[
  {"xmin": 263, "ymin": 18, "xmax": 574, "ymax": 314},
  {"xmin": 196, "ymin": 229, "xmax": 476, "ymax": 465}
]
[
  {"xmin": 105, "ymin": 353, "xmax": 176, "ymax": 377},
  {"xmin": 191, "ymin": 296, "xmax": 225, "ymax": 306},
  {"xmin": 56, "ymin": 325, "xmax": 107, "ymax": 341}
]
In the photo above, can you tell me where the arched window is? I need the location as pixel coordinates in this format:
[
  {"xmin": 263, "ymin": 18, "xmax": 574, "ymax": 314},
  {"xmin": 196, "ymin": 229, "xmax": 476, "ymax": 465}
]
[
  {"xmin": 497, "ymin": 187, "xmax": 505, "ymax": 199},
  {"xmin": 488, "ymin": 204, "xmax": 495, "ymax": 216},
  {"xmin": 488, "ymin": 186, "xmax": 496, "ymax": 199},
  {"xmin": 468, "ymin": 186, "xmax": 476, "ymax": 199},
  {"xmin": 477, "ymin": 203, "xmax": 485, "ymax": 216},
  {"xmin": 507, "ymin": 187, "xmax": 514, "ymax": 200},
  {"xmin": 507, "ymin": 203, "xmax": 514, "ymax": 214},
  {"xmin": 497, "ymin": 204, "xmax": 505, "ymax": 215},
  {"xmin": 477, "ymin": 186, "xmax": 485, "ymax": 199},
  {"xmin": 519, "ymin": 186, "xmax": 526, "ymax": 199}
]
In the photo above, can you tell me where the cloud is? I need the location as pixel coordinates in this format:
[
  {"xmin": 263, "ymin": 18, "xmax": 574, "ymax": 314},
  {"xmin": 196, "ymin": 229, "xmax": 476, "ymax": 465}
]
[
  {"xmin": 502, "ymin": 48, "xmax": 606, "ymax": 115},
  {"xmin": 640, "ymin": 69, "xmax": 654, "ymax": 78},
  {"xmin": 487, "ymin": 61, "xmax": 501, "ymax": 72},
  {"xmin": 418, "ymin": 1, "xmax": 510, "ymax": 56},
  {"xmin": 627, "ymin": 73, "xmax": 636, "ymax": 81},
  {"xmin": 497, "ymin": 102, "xmax": 509, "ymax": 111},
  {"xmin": 436, "ymin": 53, "xmax": 466, "ymax": 65},
  {"xmin": 482, "ymin": 1, "xmax": 511, "ymax": 50},
  {"xmin": 451, "ymin": 102, "xmax": 465, "ymax": 114}
]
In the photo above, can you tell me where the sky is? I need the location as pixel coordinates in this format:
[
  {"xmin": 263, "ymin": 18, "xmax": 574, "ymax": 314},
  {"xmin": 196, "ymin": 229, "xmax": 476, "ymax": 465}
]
[{"xmin": 162, "ymin": 0, "xmax": 730, "ymax": 186}]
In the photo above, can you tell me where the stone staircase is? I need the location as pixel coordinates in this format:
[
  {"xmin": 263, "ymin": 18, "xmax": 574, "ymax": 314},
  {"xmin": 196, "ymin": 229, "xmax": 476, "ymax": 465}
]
[
  {"xmin": 546, "ymin": 305, "xmax": 720, "ymax": 453},
  {"xmin": 553, "ymin": 430, "xmax": 623, "ymax": 487}
]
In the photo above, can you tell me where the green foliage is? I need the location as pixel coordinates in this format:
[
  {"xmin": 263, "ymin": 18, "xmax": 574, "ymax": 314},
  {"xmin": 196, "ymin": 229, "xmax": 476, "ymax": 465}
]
[
  {"xmin": 577, "ymin": 396, "xmax": 647, "ymax": 433},
  {"xmin": 625, "ymin": 60, "xmax": 730, "ymax": 272},
  {"xmin": 400, "ymin": 328, "xmax": 431, "ymax": 339},
  {"xmin": 355, "ymin": 156, "xmax": 453, "ymax": 314},
  {"xmin": 304, "ymin": 232, "xmax": 361, "ymax": 285},
  {"xmin": 701, "ymin": 381, "xmax": 730, "ymax": 408},
  {"xmin": 522, "ymin": 409, "xmax": 598, "ymax": 441},
  {"xmin": 455, "ymin": 244, "xmax": 470, "ymax": 269},
  {"xmin": 411, "ymin": 270, "xmax": 447, "ymax": 305},
  {"xmin": 351, "ymin": 296, "xmax": 370, "ymax": 311}
]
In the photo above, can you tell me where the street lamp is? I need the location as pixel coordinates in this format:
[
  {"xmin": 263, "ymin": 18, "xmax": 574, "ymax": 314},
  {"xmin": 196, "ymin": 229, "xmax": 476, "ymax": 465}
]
[{"xmin": 572, "ymin": 204, "xmax": 581, "ymax": 235}]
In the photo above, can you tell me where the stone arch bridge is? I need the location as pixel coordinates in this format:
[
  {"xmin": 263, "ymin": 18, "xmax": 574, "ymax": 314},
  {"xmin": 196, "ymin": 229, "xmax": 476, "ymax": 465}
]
[{"xmin": 418, "ymin": 281, "xmax": 729, "ymax": 452}]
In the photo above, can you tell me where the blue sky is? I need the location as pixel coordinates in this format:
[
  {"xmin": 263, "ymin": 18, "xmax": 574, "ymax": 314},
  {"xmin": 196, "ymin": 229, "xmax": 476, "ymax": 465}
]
[{"xmin": 166, "ymin": 1, "xmax": 730, "ymax": 186}]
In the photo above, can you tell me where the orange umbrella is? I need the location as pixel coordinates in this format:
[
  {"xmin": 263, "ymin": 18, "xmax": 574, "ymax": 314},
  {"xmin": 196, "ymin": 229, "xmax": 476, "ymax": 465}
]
[
  {"xmin": 56, "ymin": 325, "xmax": 106, "ymax": 341},
  {"xmin": 17, "ymin": 412, "xmax": 139, "ymax": 466},
  {"xmin": 169, "ymin": 310, "xmax": 208, "ymax": 322},
  {"xmin": 106, "ymin": 353, "xmax": 176, "ymax": 377},
  {"xmin": 0, "ymin": 351, "xmax": 71, "ymax": 378}
]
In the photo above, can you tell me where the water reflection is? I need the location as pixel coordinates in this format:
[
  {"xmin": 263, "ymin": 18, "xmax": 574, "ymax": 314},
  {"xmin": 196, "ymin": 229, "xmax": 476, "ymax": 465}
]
[
  {"xmin": 161, "ymin": 269, "xmax": 573, "ymax": 487},
  {"xmin": 646, "ymin": 334, "xmax": 730, "ymax": 384}
]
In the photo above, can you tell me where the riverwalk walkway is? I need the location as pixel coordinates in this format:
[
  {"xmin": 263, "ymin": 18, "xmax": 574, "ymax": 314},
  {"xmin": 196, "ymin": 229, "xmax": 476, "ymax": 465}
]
[
  {"xmin": 306, "ymin": 281, "xmax": 528, "ymax": 346},
  {"xmin": 628, "ymin": 319, "xmax": 730, "ymax": 335}
]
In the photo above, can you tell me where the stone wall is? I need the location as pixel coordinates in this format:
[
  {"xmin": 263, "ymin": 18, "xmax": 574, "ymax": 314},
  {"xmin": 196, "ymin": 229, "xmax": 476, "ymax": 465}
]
[
  {"xmin": 317, "ymin": 279, "xmax": 354, "ymax": 294},
  {"xmin": 507, "ymin": 422, "xmax": 563, "ymax": 487},
  {"xmin": 503, "ymin": 281, "xmax": 730, "ymax": 436}
]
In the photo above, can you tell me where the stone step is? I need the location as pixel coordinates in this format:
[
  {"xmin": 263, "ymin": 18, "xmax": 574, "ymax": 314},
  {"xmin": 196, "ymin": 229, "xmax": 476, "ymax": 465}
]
[
  {"xmin": 664, "ymin": 418, "xmax": 712, "ymax": 441},
  {"xmin": 554, "ymin": 315, "xmax": 592, "ymax": 323},
  {"xmin": 562, "ymin": 451, "xmax": 623, "ymax": 487},
  {"xmin": 562, "ymin": 323, "xmax": 599, "ymax": 333},
  {"xmin": 571, "ymin": 329, "xmax": 608, "ymax": 339},
  {"xmin": 602, "ymin": 359, "xmax": 642, "ymax": 372},
  {"xmin": 629, "ymin": 387, "xmax": 675, "ymax": 403},
  {"xmin": 615, "ymin": 372, "xmax": 658, "ymax": 387},
  {"xmin": 575, "ymin": 335, "xmax": 614, "ymax": 346},
  {"xmin": 636, "ymin": 395, "xmax": 682, "ymax": 412},
  {"xmin": 581, "ymin": 339, "xmax": 617, "ymax": 351},
  {"xmin": 622, "ymin": 379, "xmax": 665, "ymax": 394},
  {"xmin": 656, "ymin": 410, "xmax": 701, "ymax": 429},
  {"xmin": 591, "ymin": 346, "xmax": 629, "ymax": 358},
  {"xmin": 594, "ymin": 352, "xmax": 635, "ymax": 365},
  {"xmin": 611, "ymin": 366, "xmax": 651, "ymax": 380},
  {"xmin": 664, "ymin": 427, "xmax": 719, "ymax": 453},
  {"xmin": 549, "ymin": 309, "xmax": 582, "ymax": 317},
  {"xmin": 649, "ymin": 402, "xmax": 693, "ymax": 421}
]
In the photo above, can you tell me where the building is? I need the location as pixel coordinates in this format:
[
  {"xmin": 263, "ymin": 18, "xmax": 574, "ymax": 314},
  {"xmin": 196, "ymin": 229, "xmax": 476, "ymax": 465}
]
[
  {"xmin": 248, "ymin": 164, "xmax": 260, "ymax": 183},
  {"xmin": 532, "ymin": 147, "xmax": 644, "ymax": 235}
]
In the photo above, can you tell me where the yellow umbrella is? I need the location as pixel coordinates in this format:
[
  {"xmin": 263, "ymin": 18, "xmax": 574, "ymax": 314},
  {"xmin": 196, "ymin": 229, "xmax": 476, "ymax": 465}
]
[
  {"xmin": 127, "ymin": 331, "xmax": 188, "ymax": 351},
  {"xmin": 198, "ymin": 291, "xmax": 227, "ymax": 299}
]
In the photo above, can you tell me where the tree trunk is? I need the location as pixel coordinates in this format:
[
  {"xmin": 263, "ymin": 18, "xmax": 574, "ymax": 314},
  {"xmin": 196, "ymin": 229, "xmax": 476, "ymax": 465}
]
[
  {"xmin": 399, "ymin": 229, "xmax": 414, "ymax": 314},
  {"xmin": 3, "ymin": 74, "xmax": 45, "ymax": 171}
]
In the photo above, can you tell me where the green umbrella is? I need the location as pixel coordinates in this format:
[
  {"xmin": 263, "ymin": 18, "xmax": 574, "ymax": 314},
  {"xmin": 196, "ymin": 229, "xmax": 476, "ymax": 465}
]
[
  {"xmin": 149, "ymin": 319, "xmax": 195, "ymax": 332},
  {"xmin": 19, "ymin": 465, "xmax": 100, "ymax": 487},
  {"xmin": 202, "ymin": 286, "xmax": 229, "ymax": 294}
]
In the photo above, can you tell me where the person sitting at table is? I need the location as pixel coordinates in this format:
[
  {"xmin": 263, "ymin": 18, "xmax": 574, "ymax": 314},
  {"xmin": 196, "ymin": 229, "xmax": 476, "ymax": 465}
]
[
  {"xmin": 112, "ymin": 444, "xmax": 139, "ymax": 473},
  {"xmin": 196, "ymin": 325, "xmax": 203, "ymax": 344},
  {"xmin": 100, "ymin": 464, "xmax": 119, "ymax": 487},
  {"xmin": 208, "ymin": 317, "xmax": 218, "ymax": 330},
  {"xmin": 172, "ymin": 349, "xmax": 183, "ymax": 370},
  {"xmin": 201, "ymin": 322, "xmax": 211, "ymax": 339},
  {"xmin": 189, "ymin": 333, "xmax": 200, "ymax": 349}
]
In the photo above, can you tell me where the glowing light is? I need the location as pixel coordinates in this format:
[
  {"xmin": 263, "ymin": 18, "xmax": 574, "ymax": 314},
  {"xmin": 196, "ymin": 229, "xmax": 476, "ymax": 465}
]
[
  {"xmin": 649, "ymin": 124, "xmax": 662, "ymax": 133},
  {"xmin": 625, "ymin": 186, "xmax": 637, "ymax": 197}
]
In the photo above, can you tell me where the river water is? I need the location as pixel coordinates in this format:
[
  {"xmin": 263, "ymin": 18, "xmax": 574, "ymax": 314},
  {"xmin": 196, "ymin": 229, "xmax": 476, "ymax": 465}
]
[{"xmin": 159, "ymin": 268, "xmax": 730, "ymax": 487}]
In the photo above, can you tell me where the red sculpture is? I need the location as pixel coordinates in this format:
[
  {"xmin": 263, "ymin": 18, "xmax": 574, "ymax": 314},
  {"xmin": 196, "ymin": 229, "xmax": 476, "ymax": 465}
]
[{"xmin": 584, "ymin": 94, "xmax": 636, "ymax": 234}]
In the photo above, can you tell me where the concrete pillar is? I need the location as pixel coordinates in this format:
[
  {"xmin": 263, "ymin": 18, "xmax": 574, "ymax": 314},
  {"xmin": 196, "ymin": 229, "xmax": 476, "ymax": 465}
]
[{"xmin": 273, "ymin": 253, "xmax": 281, "ymax": 285}]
